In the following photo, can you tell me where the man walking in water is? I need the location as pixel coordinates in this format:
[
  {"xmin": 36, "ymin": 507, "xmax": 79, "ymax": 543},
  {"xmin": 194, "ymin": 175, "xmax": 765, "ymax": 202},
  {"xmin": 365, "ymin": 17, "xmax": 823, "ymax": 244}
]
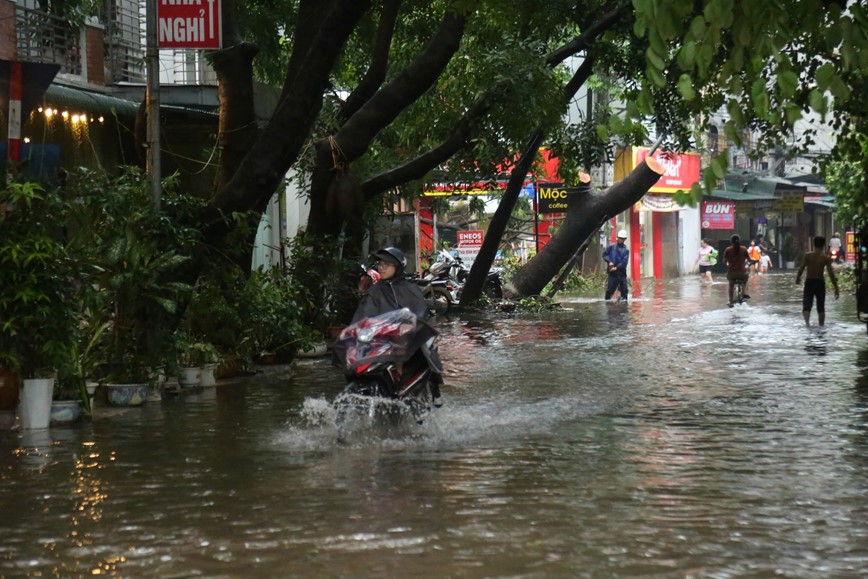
[
  {"xmin": 603, "ymin": 229, "xmax": 630, "ymax": 302},
  {"xmin": 723, "ymin": 234, "xmax": 750, "ymax": 307},
  {"xmin": 796, "ymin": 235, "xmax": 840, "ymax": 326}
]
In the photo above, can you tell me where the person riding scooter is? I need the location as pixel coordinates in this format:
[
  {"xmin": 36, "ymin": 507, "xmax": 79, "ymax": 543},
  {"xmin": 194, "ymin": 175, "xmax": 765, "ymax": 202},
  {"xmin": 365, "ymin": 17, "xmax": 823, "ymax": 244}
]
[
  {"xmin": 828, "ymin": 232, "xmax": 843, "ymax": 263},
  {"xmin": 351, "ymin": 247, "xmax": 444, "ymax": 406}
]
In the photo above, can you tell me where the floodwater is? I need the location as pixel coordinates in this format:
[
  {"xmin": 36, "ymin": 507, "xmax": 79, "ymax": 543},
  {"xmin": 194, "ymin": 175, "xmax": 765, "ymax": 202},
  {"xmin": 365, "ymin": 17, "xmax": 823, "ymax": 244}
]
[{"xmin": 2, "ymin": 272, "xmax": 868, "ymax": 578}]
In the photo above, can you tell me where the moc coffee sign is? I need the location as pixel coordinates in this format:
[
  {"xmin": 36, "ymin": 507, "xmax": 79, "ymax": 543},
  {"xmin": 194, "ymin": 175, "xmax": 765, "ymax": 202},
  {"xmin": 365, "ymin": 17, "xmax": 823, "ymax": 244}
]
[
  {"xmin": 159, "ymin": 0, "xmax": 223, "ymax": 49},
  {"xmin": 537, "ymin": 182, "xmax": 581, "ymax": 214}
]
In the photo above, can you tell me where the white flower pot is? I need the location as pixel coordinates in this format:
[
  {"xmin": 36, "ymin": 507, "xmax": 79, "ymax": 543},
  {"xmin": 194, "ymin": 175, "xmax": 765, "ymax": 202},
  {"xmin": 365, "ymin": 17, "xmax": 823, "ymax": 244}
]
[
  {"xmin": 178, "ymin": 367, "xmax": 201, "ymax": 388},
  {"xmin": 19, "ymin": 378, "xmax": 55, "ymax": 430},
  {"xmin": 199, "ymin": 363, "xmax": 218, "ymax": 387}
]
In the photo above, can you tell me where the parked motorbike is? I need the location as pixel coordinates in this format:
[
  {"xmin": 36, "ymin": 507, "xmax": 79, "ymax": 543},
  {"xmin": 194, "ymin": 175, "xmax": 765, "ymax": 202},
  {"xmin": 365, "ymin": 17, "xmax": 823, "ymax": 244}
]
[
  {"xmin": 426, "ymin": 249, "xmax": 504, "ymax": 300},
  {"xmin": 415, "ymin": 277, "xmax": 457, "ymax": 316},
  {"xmin": 332, "ymin": 308, "xmax": 436, "ymax": 441}
]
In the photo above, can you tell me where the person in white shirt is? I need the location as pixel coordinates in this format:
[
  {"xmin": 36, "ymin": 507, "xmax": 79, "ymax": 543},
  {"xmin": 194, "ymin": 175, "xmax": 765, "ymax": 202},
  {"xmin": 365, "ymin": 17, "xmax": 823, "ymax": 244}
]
[
  {"xmin": 758, "ymin": 251, "xmax": 772, "ymax": 274},
  {"xmin": 693, "ymin": 238, "xmax": 717, "ymax": 283}
]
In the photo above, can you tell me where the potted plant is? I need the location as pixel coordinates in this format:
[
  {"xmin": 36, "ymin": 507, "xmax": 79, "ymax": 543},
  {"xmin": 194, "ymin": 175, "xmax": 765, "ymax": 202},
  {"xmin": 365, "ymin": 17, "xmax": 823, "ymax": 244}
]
[
  {"xmin": 60, "ymin": 170, "xmax": 196, "ymax": 399},
  {"xmin": 780, "ymin": 233, "xmax": 800, "ymax": 269},
  {"xmin": 55, "ymin": 317, "xmax": 110, "ymax": 417},
  {"xmin": 195, "ymin": 342, "xmax": 220, "ymax": 387},
  {"xmin": 176, "ymin": 333, "xmax": 219, "ymax": 388},
  {"xmin": 0, "ymin": 181, "xmax": 78, "ymax": 429}
]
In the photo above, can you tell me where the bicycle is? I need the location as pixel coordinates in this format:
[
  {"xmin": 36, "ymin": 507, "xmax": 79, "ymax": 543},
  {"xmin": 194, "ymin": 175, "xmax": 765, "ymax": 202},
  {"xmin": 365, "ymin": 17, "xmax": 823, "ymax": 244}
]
[
  {"xmin": 734, "ymin": 279, "xmax": 745, "ymax": 304},
  {"xmin": 730, "ymin": 277, "xmax": 749, "ymax": 307}
]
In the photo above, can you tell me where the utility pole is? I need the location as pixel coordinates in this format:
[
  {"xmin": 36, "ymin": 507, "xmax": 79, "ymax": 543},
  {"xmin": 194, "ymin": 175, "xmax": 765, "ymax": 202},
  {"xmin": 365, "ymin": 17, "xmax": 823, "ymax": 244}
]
[{"xmin": 145, "ymin": 0, "xmax": 161, "ymax": 208}]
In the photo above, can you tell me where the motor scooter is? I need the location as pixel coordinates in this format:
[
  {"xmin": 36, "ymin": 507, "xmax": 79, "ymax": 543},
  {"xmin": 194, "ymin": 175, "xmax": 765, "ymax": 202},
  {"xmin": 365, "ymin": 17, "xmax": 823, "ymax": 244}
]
[
  {"xmin": 332, "ymin": 309, "xmax": 437, "ymax": 441},
  {"xmin": 427, "ymin": 249, "xmax": 504, "ymax": 300}
]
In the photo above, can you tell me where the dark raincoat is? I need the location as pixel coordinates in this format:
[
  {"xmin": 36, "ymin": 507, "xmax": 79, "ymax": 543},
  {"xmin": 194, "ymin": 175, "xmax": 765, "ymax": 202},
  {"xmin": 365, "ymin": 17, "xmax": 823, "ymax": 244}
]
[{"xmin": 347, "ymin": 276, "xmax": 443, "ymax": 374}]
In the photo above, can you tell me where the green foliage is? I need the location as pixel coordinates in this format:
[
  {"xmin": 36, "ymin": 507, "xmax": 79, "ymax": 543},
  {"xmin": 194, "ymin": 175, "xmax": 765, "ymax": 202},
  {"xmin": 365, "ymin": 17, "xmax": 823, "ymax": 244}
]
[
  {"xmin": 825, "ymin": 127, "xmax": 868, "ymax": 227},
  {"xmin": 516, "ymin": 296, "xmax": 560, "ymax": 314},
  {"xmin": 628, "ymin": 0, "xmax": 868, "ymax": 200},
  {"xmin": 55, "ymin": 319, "xmax": 110, "ymax": 410},
  {"xmin": 61, "ymin": 169, "xmax": 202, "ymax": 376},
  {"xmin": 283, "ymin": 233, "xmax": 365, "ymax": 331},
  {"xmin": 175, "ymin": 332, "xmax": 220, "ymax": 367},
  {"xmin": 780, "ymin": 233, "xmax": 800, "ymax": 262},
  {"xmin": 177, "ymin": 264, "xmax": 318, "ymax": 367},
  {"xmin": 0, "ymin": 182, "xmax": 79, "ymax": 378},
  {"xmin": 556, "ymin": 270, "xmax": 607, "ymax": 294}
]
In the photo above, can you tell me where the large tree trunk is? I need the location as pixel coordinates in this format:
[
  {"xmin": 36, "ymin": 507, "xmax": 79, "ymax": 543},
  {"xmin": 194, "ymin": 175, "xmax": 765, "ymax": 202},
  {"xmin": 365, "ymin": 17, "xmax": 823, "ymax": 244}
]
[
  {"xmin": 507, "ymin": 156, "xmax": 664, "ymax": 297},
  {"xmin": 306, "ymin": 9, "xmax": 467, "ymax": 236},
  {"xmin": 459, "ymin": 131, "xmax": 546, "ymax": 305},
  {"xmin": 205, "ymin": 0, "xmax": 372, "ymax": 248}
]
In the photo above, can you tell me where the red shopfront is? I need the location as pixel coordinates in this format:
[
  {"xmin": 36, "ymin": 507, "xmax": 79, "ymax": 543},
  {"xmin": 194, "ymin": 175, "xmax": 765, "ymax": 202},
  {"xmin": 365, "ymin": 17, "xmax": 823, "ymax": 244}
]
[{"xmin": 614, "ymin": 147, "xmax": 701, "ymax": 281}]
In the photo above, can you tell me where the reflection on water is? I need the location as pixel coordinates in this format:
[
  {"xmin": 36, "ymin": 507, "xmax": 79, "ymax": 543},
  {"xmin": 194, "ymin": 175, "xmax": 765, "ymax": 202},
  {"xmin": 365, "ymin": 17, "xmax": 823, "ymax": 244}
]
[{"xmin": 2, "ymin": 274, "xmax": 868, "ymax": 576}]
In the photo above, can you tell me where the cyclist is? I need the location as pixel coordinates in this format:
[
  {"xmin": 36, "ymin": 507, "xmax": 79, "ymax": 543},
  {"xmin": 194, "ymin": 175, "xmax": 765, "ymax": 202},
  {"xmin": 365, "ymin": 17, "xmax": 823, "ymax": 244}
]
[{"xmin": 723, "ymin": 234, "xmax": 750, "ymax": 307}]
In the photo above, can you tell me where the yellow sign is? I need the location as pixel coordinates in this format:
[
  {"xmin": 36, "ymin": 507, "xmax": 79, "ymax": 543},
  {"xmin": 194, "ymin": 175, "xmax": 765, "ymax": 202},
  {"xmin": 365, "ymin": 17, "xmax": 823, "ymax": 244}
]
[
  {"xmin": 734, "ymin": 201, "xmax": 756, "ymax": 214},
  {"xmin": 422, "ymin": 188, "xmax": 502, "ymax": 197},
  {"xmin": 772, "ymin": 195, "xmax": 804, "ymax": 212}
]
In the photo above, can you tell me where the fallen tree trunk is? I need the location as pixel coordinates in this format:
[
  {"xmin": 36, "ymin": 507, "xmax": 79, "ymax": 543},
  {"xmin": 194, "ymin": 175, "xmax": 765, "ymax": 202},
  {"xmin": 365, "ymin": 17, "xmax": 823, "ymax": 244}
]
[{"xmin": 506, "ymin": 156, "xmax": 664, "ymax": 298}]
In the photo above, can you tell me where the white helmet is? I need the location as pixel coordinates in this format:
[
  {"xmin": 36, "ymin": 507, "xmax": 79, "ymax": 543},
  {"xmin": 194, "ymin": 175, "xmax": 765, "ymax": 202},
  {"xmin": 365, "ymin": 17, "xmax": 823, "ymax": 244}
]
[{"xmin": 617, "ymin": 229, "xmax": 628, "ymax": 238}]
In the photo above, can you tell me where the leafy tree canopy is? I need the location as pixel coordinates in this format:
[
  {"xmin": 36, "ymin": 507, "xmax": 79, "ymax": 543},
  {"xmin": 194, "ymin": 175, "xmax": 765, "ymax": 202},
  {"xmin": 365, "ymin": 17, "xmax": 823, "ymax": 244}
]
[{"xmin": 626, "ymin": 0, "xmax": 867, "ymax": 211}]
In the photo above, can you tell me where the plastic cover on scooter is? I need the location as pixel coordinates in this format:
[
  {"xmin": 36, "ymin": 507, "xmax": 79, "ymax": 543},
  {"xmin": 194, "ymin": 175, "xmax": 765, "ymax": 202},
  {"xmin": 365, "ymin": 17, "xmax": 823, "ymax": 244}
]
[{"xmin": 333, "ymin": 308, "xmax": 437, "ymax": 372}]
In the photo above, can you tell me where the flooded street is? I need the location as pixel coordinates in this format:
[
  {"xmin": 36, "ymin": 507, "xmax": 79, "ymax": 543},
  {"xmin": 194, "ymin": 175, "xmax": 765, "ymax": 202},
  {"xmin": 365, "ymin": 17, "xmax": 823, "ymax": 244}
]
[{"xmin": 2, "ymin": 272, "xmax": 868, "ymax": 577}]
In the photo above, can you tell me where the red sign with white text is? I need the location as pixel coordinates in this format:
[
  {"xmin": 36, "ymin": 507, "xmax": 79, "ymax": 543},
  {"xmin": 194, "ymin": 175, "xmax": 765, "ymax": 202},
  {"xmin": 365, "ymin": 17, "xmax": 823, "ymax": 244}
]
[
  {"xmin": 635, "ymin": 148, "xmax": 701, "ymax": 193},
  {"xmin": 457, "ymin": 230, "xmax": 484, "ymax": 267},
  {"xmin": 158, "ymin": 0, "xmax": 223, "ymax": 49},
  {"xmin": 701, "ymin": 201, "xmax": 735, "ymax": 230},
  {"xmin": 457, "ymin": 230, "xmax": 484, "ymax": 247}
]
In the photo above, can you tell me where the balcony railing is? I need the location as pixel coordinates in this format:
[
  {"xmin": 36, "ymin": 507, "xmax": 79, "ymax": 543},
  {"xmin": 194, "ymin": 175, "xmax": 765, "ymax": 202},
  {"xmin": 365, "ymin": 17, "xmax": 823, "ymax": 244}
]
[
  {"xmin": 102, "ymin": 0, "xmax": 145, "ymax": 84},
  {"xmin": 15, "ymin": 5, "xmax": 82, "ymax": 75}
]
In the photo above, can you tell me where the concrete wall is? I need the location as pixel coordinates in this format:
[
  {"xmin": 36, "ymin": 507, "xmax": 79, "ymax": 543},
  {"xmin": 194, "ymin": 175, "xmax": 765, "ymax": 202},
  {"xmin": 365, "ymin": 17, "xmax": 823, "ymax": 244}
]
[{"xmin": 0, "ymin": 1, "xmax": 16, "ymax": 60}]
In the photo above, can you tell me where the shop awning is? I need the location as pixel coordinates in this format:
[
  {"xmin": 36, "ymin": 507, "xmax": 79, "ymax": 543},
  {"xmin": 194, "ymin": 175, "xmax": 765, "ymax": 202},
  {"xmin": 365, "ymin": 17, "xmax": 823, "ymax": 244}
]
[
  {"xmin": 804, "ymin": 195, "xmax": 836, "ymax": 208},
  {"xmin": 40, "ymin": 84, "xmax": 219, "ymax": 120},
  {"xmin": 43, "ymin": 84, "xmax": 140, "ymax": 118},
  {"xmin": 708, "ymin": 189, "xmax": 776, "ymax": 201},
  {"xmin": 713, "ymin": 174, "xmax": 808, "ymax": 198}
]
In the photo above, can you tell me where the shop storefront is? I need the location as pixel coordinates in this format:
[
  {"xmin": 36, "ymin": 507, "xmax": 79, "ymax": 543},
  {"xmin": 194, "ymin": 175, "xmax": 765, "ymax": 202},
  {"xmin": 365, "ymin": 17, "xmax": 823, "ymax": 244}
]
[
  {"xmin": 614, "ymin": 147, "xmax": 702, "ymax": 281},
  {"xmin": 705, "ymin": 175, "xmax": 835, "ymax": 269}
]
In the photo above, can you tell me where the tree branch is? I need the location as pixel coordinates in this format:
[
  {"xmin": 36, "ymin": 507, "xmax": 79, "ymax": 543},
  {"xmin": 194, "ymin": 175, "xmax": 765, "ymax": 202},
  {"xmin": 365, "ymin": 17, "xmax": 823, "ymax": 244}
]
[
  {"xmin": 563, "ymin": 54, "xmax": 595, "ymax": 102},
  {"xmin": 339, "ymin": 0, "xmax": 402, "ymax": 122},
  {"xmin": 546, "ymin": 2, "xmax": 631, "ymax": 67},
  {"xmin": 211, "ymin": 0, "xmax": 371, "ymax": 217},
  {"xmin": 332, "ymin": 7, "xmax": 467, "ymax": 162},
  {"xmin": 360, "ymin": 97, "xmax": 492, "ymax": 198}
]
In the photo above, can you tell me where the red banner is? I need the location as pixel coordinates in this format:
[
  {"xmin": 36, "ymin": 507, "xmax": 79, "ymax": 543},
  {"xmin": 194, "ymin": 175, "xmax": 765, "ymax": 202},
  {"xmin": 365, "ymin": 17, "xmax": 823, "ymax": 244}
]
[
  {"xmin": 158, "ymin": 0, "xmax": 223, "ymax": 49},
  {"xmin": 635, "ymin": 148, "xmax": 701, "ymax": 193},
  {"xmin": 701, "ymin": 201, "xmax": 735, "ymax": 230},
  {"xmin": 846, "ymin": 231, "xmax": 856, "ymax": 264}
]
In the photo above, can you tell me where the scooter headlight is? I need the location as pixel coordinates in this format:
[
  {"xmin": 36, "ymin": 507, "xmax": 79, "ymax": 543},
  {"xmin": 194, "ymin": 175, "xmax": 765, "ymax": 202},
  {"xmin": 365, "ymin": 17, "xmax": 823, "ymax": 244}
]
[{"xmin": 358, "ymin": 327, "xmax": 376, "ymax": 343}]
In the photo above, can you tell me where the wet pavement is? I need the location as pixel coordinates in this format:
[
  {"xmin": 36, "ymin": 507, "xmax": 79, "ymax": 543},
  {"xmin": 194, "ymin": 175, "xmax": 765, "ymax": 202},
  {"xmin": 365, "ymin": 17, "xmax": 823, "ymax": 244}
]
[{"xmin": 2, "ymin": 272, "xmax": 867, "ymax": 577}]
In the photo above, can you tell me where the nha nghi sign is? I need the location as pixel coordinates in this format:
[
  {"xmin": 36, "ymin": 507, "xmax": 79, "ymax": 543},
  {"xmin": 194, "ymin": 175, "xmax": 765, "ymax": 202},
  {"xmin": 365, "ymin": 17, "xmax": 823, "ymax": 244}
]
[{"xmin": 158, "ymin": 0, "xmax": 223, "ymax": 49}]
